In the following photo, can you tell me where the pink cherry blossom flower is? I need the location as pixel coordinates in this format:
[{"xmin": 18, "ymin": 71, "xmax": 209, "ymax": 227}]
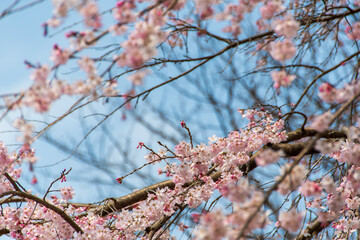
[
  {"xmin": 318, "ymin": 82, "xmax": 337, "ymax": 102},
  {"xmin": 315, "ymin": 139, "xmax": 342, "ymax": 154},
  {"xmin": 178, "ymin": 222, "xmax": 188, "ymax": 232},
  {"xmin": 195, "ymin": 0, "xmax": 216, "ymax": 18},
  {"xmin": 227, "ymin": 192, "xmax": 270, "ymax": 234},
  {"xmin": 194, "ymin": 210, "xmax": 227, "ymax": 240},
  {"xmin": 191, "ymin": 213, "xmax": 201, "ymax": 223},
  {"xmin": 269, "ymin": 39, "xmax": 297, "ymax": 62},
  {"xmin": 260, "ymin": 0, "xmax": 284, "ymax": 19},
  {"xmin": 336, "ymin": 141, "xmax": 360, "ymax": 165},
  {"xmin": 299, "ymin": 180, "xmax": 323, "ymax": 197},
  {"xmin": 52, "ymin": 0, "xmax": 69, "ymax": 18},
  {"xmin": 50, "ymin": 44, "xmax": 71, "ymax": 66},
  {"xmin": 109, "ymin": 23, "xmax": 128, "ymax": 35},
  {"xmin": 180, "ymin": 121, "xmax": 186, "ymax": 128},
  {"xmin": 271, "ymin": 70, "xmax": 296, "ymax": 89},
  {"xmin": 222, "ymin": 23, "xmax": 242, "ymax": 36},
  {"xmin": 137, "ymin": 142, "xmax": 144, "ymax": 149},
  {"xmin": 46, "ymin": 17, "xmax": 61, "ymax": 28},
  {"xmin": 60, "ymin": 186, "xmax": 75, "ymax": 200},
  {"xmin": 321, "ymin": 176, "xmax": 337, "ymax": 194},
  {"xmin": 116, "ymin": 15, "xmax": 167, "ymax": 68},
  {"xmin": 30, "ymin": 65, "xmax": 50, "ymax": 86},
  {"xmin": 326, "ymin": 193, "xmax": 345, "ymax": 213},
  {"xmin": 113, "ymin": 0, "xmax": 136, "ymax": 23},
  {"xmin": 68, "ymin": 30, "xmax": 95, "ymax": 50},
  {"xmin": 13, "ymin": 118, "xmax": 35, "ymax": 144},
  {"xmin": 31, "ymin": 176, "xmax": 38, "ymax": 185},
  {"xmin": 78, "ymin": 56, "xmax": 97, "ymax": 76},
  {"xmin": 345, "ymin": 21, "xmax": 360, "ymax": 40},
  {"xmin": 80, "ymin": 2, "xmax": 102, "ymax": 28},
  {"xmin": 278, "ymin": 209, "xmax": 304, "ymax": 232},
  {"xmin": 309, "ymin": 111, "xmax": 332, "ymax": 132},
  {"xmin": 128, "ymin": 70, "xmax": 149, "ymax": 85},
  {"xmin": 255, "ymin": 148, "xmax": 284, "ymax": 166},
  {"xmin": 335, "ymin": 81, "xmax": 360, "ymax": 103},
  {"xmin": 272, "ymin": 14, "xmax": 300, "ymax": 38}
]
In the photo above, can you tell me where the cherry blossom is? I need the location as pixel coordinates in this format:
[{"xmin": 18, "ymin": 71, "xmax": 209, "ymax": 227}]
[
  {"xmin": 128, "ymin": 70, "xmax": 150, "ymax": 85},
  {"xmin": 270, "ymin": 70, "xmax": 296, "ymax": 89},
  {"xmin": 78, "ymin": 56, "xmax": 97, "ymax": 76},
  {"xmin": 278, "ymin": 209, "xmax": 304, "ymax": 232},
  {"xmin": 194, "ymin": 210, "xmax": 227, "ymax": 240},
  {"xmin": 269, "ymin": 39, "xmax": 297, "ymax": 62},
  {"xmin": 60, "ymin": 186, "xmax": 75, "ymax": 201},
  {"xmin": 255, "ymin": 148, "xmax": 283, "ymax": 166},
  {"xmin": 309, "ymin": 111, "xmax": 333, "ymax": 132},
  {"xmin": 195, "ymin": 0, "xmax": 217, "ymax": 19},
  {"xmin": 299, "ymin": 180, "xmax": 323, "ymax": 197},
  {"xmin": 272, "ymin": 14, "xmax": 300, "ymax": 38},
  {"xmin": 79, "ymin": 2, "xmax": 102, "ymax": 28},
  {"xmin": 318, "ymin": 82, "xmax": 337, "ymax": 102},
  {"xmin": 67, "ymin": 30, "xmax": 96, "ymax": 50},
  {"xmin": 336, "ymin": 141, "xmax": 360, "ymax": 165},
  {"xmin": 260, "ymin": 0, "xmax": 284, "ymax": 20},
  {"xmin": 30, "ymin": 65, "xmax": 50, "ymax": 86},
  {"xmin": 50, "ymin": 44, "xmax": 71, "ymax": 66},
  {"xmin": 116, "ymin": 12, "xmax": 167, "ymax": 68},
  {"xmin": 12, "ymin": 119, "xmax": 35, "ymax": 145},
  {"xmin": 315, "ymin": 139, "xmax": 341, "ymax": 154},
  {"xmin": 345, "ymin": 21, "xmax": 360, "ymax": 40},
  {"xmin": 335, "ymin": 81, "xmax": 360, "ymax": 103}
]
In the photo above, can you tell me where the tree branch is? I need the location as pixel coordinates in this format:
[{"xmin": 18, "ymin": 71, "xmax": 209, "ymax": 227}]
[
  {"xmin": 0, "ymin": 191, "xmax": 83, "ymax": 234},
  {"xmin": 95, "ymin": 128, "xmax": 348, "ymax": 217}
]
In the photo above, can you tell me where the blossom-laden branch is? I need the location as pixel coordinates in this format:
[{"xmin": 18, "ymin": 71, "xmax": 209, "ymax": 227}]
[
  {"xmin": 1, "ymin": 0, "xmax": 360, "ymax": 239},
  {"xmin": 0, "ymin": 191, "xmax": 83, "ymax": 234},
  {"xmin": 95, "ymin": 127, "xmax": 348, "ymax": 216}
]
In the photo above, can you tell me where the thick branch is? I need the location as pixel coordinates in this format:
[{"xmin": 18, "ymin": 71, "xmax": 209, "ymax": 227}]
[
  {"xmin": 0, "ymin": 229, "xmax": 9, "ymax": 236},
  {"xmin": 297, "ymin": 220, "xmax": 331, "ymax": 240},
  {"xmin": 282, "ymin": 128, "xmax": 347, "ymax": 143},
  {"xmin": 95, "ymin": 128, "xmax": 347, "ymax": 217},
  {"xmin": 0, "ymin": 191, "xmax": 83, "ymax": 234}
]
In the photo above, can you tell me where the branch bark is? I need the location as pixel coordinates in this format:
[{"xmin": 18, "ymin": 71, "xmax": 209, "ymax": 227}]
[
  {"xmin": 0, "ymin": 191, "xmax": 83, "ymax": 234},
  {"xmin": 95, "ymin": 128, "xmax": 348, "ymax": 217}
]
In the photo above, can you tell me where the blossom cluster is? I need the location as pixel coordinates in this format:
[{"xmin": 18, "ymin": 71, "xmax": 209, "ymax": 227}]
[
  {"xmin": 270, "ymin": 70, "xmax": 296, "ymax": 89},
  {"xmin": 318, "ymin": 81, "xmax": 360, "ymax": 103},
  {"xmin": 47, "ymin": 0, "xmax": 102, "ymax": 29},
  {"xmin": 143, "ymin": 110, "xmax": 289, "ymax": 237},
  {"xmin": 345, "ymin": 21, "xmax": 360, "ymax": 40},
  {"xmin": 304, "ymin": 167, "xmax": 360, "ymax": 238},
  {"xmin": 3, "ymin": 107, "xmax": 360, "ymax": 239},
  {"xmin": 1, "ymin": 109, "xmax": 291, "ymax": 239},
  {"xmin": 1, "ymin": 0, "xmax": 360, "ymax": 239},
  {"xmin": 115, "ymin": 10, "xmax": 167, "ymax": 68},
  {"xmin": 6, "ymin": 56, "xmax": 117, "ymax": 116}
]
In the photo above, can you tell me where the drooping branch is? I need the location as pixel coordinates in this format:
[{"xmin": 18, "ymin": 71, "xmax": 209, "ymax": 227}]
[{"xmin": 0, "ymin": 191, "xmax": 83, "ymax": 234}]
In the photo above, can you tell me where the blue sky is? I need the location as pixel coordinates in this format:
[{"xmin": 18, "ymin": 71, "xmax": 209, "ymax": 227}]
[{"xmin": 0, "ymin": 1, "xmax": 55, "ymax": 94}]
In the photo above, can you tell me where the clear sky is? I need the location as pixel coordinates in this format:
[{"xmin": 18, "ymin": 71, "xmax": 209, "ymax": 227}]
[{"xmin": 0, "ymin": 1, "xmax": 56, "ymax": 94}]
